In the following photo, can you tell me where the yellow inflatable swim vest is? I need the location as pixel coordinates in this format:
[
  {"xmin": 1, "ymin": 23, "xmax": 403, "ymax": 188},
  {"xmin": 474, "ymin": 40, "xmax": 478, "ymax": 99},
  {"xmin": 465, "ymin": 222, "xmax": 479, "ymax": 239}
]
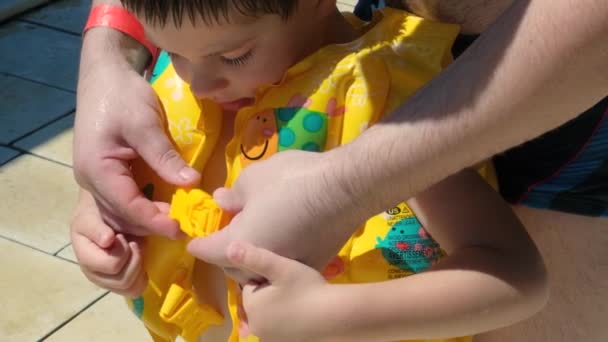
[{"xmin": 127, "ymin": 9, "xmax": 482, "ymax": 342}]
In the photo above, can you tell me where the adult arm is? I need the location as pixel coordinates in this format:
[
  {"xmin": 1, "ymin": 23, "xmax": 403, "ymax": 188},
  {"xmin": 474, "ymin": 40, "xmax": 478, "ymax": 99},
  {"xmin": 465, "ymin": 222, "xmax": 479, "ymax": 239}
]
[
  {"xmin": 189, "ymin": 0, "xmax": 608, "ymax": 280},
  {"xmin": 74, "ymin": 0, "xmax": 199, "ymax": 237},
  {"xmin": 334, "ymin": 0, "xmax": 608, "ymax": 220},
  {"xmin": 402, "ymin": 0, "xmax": 514, "ymax": 34}
]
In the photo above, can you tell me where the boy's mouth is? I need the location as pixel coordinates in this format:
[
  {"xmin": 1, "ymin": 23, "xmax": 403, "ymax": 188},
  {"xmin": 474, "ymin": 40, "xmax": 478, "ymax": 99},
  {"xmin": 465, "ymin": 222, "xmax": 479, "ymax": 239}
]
[{"xmin": 217, "ymin": 98, "xmax": 254, "ymax": 112}]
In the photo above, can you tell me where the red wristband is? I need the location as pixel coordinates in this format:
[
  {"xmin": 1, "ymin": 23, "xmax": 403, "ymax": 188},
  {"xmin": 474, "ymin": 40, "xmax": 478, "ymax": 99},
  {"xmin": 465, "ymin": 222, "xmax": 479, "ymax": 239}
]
[{"xmin": 84, "ymin": 4, "xmax": 158, "ymax": 60}]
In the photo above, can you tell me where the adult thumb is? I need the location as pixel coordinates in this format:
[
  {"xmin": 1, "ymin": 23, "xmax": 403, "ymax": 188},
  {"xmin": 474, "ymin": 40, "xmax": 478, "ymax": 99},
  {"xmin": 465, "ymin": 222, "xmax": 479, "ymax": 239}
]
[
  {"xmin": 129, "ymin": 123, "xmax": 200, "ymax": 187},
  {"xmin": 187, "ymin": 227, "xmax": 235, "ymax": 267},
  {"xmin": 213, "ymin": 187, "xmax": 245, "ymax": 214}
]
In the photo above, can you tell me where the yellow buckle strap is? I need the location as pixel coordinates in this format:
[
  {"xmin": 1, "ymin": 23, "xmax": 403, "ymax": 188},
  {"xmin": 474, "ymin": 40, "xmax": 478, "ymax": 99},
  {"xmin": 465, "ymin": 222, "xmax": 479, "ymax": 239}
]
[
  {"xmin": 160, "ymin": 283, "xmax": 224, "ymax": 342},
  {"xmin": 163, "ymin": 189, "xmax": 231, "ymax": 341},
  {"xmin": 170, "ymin": 189, "xmax": 231, "ymax": 238}
]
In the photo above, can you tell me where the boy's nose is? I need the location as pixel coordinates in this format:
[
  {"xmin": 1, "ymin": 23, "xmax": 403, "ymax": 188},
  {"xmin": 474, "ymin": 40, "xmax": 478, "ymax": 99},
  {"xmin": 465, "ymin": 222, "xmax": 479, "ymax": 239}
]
[
  {"xmin": 189, "ymin": 68, "xmax": 229, "ymax": 99},
  {"xmin": 190, "ymin": 77, "xmax": 229, "ymax": 100}
]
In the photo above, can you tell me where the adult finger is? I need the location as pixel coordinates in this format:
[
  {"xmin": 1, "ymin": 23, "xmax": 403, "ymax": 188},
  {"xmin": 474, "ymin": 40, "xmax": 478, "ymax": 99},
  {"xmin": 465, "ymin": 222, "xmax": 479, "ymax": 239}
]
[
  {"xmin": 213, "ymin": 187, "xmax": 245, "ymax": 214},
  {"xmin": 127, "ymin": 120, "xmax": 200, "ymax": 187},
  {"xmin": 96, "ymin": 201, "xmax": 174, "ymax": 238},
  {"xmin": 94, "ymin": 157, "xmax": 181, "ymax": 238}
]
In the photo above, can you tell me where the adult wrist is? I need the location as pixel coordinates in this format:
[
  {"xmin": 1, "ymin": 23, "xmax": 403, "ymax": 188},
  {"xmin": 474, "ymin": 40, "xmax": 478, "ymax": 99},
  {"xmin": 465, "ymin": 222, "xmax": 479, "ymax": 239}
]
[
  {"xmin": 324, "ymin": 132, "xmax": 393, "ymax": 214},
  {"xmin": 82, "ymin": 4, "xmax": 156, "ymax": 74},
  {"xmin": 83, "ymin": 26, "xmax": 152, "ymax": 74},
  {"xmin": 316, "ymin": 146, "xmax": 378, "ymax": 230}
]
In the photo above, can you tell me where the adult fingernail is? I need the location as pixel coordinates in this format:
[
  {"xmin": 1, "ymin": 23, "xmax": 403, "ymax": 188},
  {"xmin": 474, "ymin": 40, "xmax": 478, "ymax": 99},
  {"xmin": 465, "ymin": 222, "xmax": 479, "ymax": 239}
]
[
  {"xmin": 179, "ymin": 167, "xmax": 199, "ymax": 181},
  {"xmin": 213, "ymin": 188, "xmax": 230, "ymax": 207}
]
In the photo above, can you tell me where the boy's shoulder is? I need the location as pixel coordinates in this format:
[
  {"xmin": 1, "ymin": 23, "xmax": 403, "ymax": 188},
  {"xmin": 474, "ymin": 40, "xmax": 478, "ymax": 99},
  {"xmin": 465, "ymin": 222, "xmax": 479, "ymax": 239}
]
[
  {"xmin": 256, "ymin": 8, "xmax": 460, "ymax": 103},
  {"xmin": 291, "ymin": 8, "xmax": 459, "ymax": 88},
  {"xmin": 337, "ymin": 8, "xmax": 459, "ymax": 64}
]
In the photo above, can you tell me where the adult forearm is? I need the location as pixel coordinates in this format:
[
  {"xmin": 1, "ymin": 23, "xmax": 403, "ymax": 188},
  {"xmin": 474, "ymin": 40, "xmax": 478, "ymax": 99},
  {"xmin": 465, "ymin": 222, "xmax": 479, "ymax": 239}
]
[
  {"xmin": 402, "ymin": 0, "xmax": 514, "ymax": 33},
  {"xmin": 316, "ymin": 248, "xmax": 547, "ymax": 341},
  {"xmin": 332, "ymin": 0, "xmax": 608, "ymax": 215},
  {"xmin": 79, "ymin": 0, "xmax": 151, "ymax": 80}
]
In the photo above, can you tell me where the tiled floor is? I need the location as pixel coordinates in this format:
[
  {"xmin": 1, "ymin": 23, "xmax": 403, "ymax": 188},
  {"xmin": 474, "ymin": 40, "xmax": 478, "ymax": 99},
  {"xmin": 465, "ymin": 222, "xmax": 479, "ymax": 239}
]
[{"xmin": 0, "ymin": 0, "xmax": 358, "ymax": 341}]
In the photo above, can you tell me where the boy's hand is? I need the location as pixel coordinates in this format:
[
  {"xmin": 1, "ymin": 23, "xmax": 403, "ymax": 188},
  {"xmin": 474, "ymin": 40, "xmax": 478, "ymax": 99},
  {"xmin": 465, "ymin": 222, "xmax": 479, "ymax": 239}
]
[
  {"xmin": 71, "ymin": 191, "xmax": 147, "ymax": 297},
  {"xmin": 73, "ymin": 58, "xmax": 198, "ymax": 239},
  {"xmin": 227, "ymin": 242, "xmax": 330, "ymax": 342}
]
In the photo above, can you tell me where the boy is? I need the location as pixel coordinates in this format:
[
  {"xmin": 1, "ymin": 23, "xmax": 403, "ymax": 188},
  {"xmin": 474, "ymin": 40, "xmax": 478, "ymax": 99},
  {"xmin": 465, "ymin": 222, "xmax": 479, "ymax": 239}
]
[{"xmin": 72, "ymin": 1, "xmax": 548, "ymax": 341}]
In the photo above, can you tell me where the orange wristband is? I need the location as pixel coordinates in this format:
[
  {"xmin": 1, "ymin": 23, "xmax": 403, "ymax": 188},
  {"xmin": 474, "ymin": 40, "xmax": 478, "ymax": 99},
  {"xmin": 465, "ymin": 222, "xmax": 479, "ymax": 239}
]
[{"xmin": 84, "ymin": 4, "xmax": 158, "ymax": 59}]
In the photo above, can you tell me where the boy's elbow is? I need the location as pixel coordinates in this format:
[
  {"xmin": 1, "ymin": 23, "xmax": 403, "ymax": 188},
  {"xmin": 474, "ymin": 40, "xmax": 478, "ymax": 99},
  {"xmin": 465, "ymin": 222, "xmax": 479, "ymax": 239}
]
[{"xmin": 517, "ymin": 254, "xmax": 550, "ymax": 319}]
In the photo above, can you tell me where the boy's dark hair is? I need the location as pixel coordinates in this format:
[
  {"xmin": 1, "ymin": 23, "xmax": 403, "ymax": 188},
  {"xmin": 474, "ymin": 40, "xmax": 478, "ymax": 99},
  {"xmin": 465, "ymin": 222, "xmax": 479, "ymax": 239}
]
[{"xmin": 121, "ymin": 0, "xmax": 299, "ymax": 27}]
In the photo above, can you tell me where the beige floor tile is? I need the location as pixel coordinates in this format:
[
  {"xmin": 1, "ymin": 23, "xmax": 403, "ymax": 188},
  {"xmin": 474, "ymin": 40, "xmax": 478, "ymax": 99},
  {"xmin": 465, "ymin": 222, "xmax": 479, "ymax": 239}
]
[
  {"xmin": 341, "ymin": 0, "xmax": 359, "ymax": 6},
  {"xmin": 45, "ymin": 293, "xmax": 151, "ymax": 342},
  {"xmin": 338, "ymin": 1, "xmax": 355, "ymax": 11},
  {"xmin": 0, "ymin": 154, "xmax": 77, "ymax": 253},
  {"xmin": 0, "ymin": 238, "xmax": 105, "ymax": 340},
  {"xmin": 14, "ymin": 113, "xmax": 74, "ymax": 166},
  {"xmin": 0, "ymin": 146, "xmax": 20, "ymax": 164},
  {"xmin": 57, "ymin": 244, "xmax": 77, "ymax": 263}
]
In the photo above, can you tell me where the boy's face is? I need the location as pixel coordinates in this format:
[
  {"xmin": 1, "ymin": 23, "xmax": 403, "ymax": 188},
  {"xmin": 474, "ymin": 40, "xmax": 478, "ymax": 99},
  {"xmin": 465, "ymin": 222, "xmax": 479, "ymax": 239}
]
[{"xmin": 143, "ymin": 2, "xmax": 333, "ymax": 112}]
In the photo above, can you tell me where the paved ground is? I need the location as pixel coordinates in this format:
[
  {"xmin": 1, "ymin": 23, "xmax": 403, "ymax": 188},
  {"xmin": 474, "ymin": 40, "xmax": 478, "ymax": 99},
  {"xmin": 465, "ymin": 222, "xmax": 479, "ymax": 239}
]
[{"xmin": 0, "ymin": 0, "xmax": 358, "ymax": 341}]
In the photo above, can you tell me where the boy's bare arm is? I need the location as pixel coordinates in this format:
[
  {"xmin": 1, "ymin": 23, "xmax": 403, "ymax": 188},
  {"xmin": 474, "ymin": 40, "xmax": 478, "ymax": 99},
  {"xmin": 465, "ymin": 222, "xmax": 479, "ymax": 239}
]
[
  {"xmin": 312, "ymin": 170, "xmax": 548, "ymax": 341},
  {"xmin": 232, "ymin": 171, "xmax": 548, "ymax": 341},
  {"xmin": 71, "ymin": 188, "xmax": 147, "ymax": 297}
]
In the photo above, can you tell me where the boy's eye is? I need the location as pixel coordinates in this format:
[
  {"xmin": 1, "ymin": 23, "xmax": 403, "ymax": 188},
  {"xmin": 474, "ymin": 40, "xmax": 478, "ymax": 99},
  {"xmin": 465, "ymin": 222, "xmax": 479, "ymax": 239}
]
[
  {"xmin": 167, "ymin": 51, "xmax": 182, "ymax": 60},
  {"xmin": 220, "ymin": 49, "xmax": 254, "ymax": 67}
]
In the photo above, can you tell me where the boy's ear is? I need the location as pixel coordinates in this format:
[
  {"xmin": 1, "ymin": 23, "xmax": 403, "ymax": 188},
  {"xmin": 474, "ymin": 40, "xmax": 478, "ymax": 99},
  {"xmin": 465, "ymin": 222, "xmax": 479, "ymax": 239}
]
[
  {"xmin": 315, "ymin": 0, "xmax": 338, "ymax": 17},
  {"xmin": 386, "ymin": 0, "xmax": 410, "ymax": 10}
]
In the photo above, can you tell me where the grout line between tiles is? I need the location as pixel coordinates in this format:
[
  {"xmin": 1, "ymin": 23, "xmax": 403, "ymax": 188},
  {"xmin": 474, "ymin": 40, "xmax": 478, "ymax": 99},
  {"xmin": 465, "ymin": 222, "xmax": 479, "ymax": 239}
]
[
  {"xmin": 0, "ymin": 150, "xmax": 23, "ymax": 166},
  {"xmin": 55, "ymin": 254, "xmax": 78, "ymax": 265},
  {"xmin": 37, "ymin": 291, "xmax": 111, "ymax": 342},
  {"xmin": 1, "ymin": 71, "xmax": 76, "ymax": 94},
  {"xmin": 7, "ymin": 109, "xmax": 75, "ymax": 145},
  {"xmin": 54, "ymin": 242, "xmax": 72, "ymax": 256},
  {"xmin": 17, "ymin": 18, "xmax": 82, "ymax": 37},
  {"xmin": 0, "ymin": 235, "xmax": 68, "ymax": 259},
  {"xmin": 6, "ymin": 146, "xmax": 73, "ymax": 169}
]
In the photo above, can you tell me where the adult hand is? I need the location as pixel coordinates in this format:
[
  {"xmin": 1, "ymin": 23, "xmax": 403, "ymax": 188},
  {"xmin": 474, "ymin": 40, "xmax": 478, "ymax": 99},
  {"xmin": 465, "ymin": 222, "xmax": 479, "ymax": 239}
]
[
  {"xmin": 187, "ymin": 150, "xmax": 368, "ymax": 283},
  {"xmin": 74, "ymin": 41, "xmax": 199, "ymax": 238}
]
